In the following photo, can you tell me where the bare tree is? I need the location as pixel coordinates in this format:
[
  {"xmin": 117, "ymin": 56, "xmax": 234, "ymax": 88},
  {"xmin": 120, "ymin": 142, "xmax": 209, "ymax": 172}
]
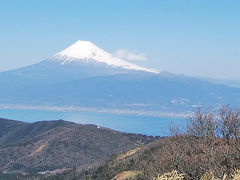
[
  {"xmin": 187, "ymin": 108, "xmax": 218, "ymax": 140},
  {"xmin": 218, "ymin": 105, "xmax": 240, "ymax": 141}
]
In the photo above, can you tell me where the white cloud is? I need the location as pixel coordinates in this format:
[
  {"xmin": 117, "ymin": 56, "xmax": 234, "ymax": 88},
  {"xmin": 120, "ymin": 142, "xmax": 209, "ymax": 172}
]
[{"xmin": 113, "ymin": 49, "xmax": 147, "ymax": 61}]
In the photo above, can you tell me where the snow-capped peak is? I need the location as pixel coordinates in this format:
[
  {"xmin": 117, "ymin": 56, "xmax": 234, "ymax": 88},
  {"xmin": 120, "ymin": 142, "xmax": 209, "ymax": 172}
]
[
  {"xmin": 52, "ymin": 40, "xmax": 159, "ymax": 73},
  {"xmin": 54, "ymin": 40, "xmax": 106, "ymax": 61}
]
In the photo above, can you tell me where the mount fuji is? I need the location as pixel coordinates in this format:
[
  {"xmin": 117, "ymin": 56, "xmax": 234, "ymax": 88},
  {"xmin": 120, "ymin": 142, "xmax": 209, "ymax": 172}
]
[
  {"xmin": 52, "ymin": 40, "xmax": 158, "ymax": 73},
  {"xmin": 0, "ymin": 41, "xmax": 158, "ymax": 84},
  {"xmin": 0, "ymin": 40, "xmax": 240, "ymax": 115}
]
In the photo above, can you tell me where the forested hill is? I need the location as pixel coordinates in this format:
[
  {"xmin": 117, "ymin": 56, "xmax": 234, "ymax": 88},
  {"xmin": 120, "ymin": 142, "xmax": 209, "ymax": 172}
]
[{"xmin": 0, "ymin": 118, "xmax": 155, "ymax": 179}]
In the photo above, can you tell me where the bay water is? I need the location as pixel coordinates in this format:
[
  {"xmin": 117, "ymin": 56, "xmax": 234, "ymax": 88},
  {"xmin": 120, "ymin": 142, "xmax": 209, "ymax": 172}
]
[{"xmin": 0, "ymin": 108, "xmax": 187, "ymax": 136}]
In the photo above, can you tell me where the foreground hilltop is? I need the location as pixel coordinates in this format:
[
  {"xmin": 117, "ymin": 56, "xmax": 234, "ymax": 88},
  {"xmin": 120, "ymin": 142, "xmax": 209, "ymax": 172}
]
[
  {"xmin": 0, "ymin": 118, "xmax": 155, "ymax": 179},
  {"xmin": 2, "ymin": 107, "xmax": 240, "ymax": 179},
  {"xmin": 54, "ymin": 107, "xmax": 240, "ymax": 180},
  {"xmin": 59, "ymin": 134, "xmax": 240, "ymax": 180}
]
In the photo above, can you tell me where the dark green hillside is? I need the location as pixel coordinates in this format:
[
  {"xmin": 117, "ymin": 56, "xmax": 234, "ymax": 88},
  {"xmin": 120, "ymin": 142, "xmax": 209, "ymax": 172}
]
[
  {"xmin": 0, "ymin": 118, "xmax": 27, "ymax": 139},
  {"xmin": 0, "ymin": 119, "xmax": 71, "ymax": 147},
  {"xmin": 0, "ymin": 118, "xmax": 155, "ymax": 179}
]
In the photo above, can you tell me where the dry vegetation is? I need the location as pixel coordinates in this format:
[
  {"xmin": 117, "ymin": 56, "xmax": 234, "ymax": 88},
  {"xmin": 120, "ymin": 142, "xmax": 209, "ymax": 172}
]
[
  {"xmin": 111, "ymin": 170, "xmax": 143, "ymax": 180},
  {"xmin": 155, "ymin": 170, "xmax": 184, "ymax": 180},
  {"xmin": 88, "ymin": 105, "xmax": 240, "ymax": 180},
  {"xmin": 2, "ymin": 105, "xmax": 240, "ymax": 179}
]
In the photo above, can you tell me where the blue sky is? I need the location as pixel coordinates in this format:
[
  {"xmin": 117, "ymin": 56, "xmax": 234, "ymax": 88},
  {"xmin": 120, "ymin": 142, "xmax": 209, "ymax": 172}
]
[{"xmin": 1, "ymin": 0, "xmax": 240, "ymax": 79}]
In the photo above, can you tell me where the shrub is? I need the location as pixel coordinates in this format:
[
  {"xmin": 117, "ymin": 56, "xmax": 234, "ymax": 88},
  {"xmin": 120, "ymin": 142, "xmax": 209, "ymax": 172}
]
[
  {"xmin": 155, "ymin": 170, "xmax": 184, "ymax": 180},
  {"xmin": 232, "ymin": 169, "xmax": 240, "ymax": 180}
]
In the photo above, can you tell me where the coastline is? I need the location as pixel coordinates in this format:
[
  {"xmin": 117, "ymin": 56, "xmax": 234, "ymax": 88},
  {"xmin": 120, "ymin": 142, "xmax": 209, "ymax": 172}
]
[{"xmin": 0, "ymin": 104, "xmax": 191, "ymax": 119}]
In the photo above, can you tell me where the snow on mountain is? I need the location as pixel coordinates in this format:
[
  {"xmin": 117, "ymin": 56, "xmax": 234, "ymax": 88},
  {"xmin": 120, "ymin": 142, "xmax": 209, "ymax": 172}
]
[
  {"xmin": 1, "ymin": 40, "xmax": 240, "ymax": 114},
  {"xmin": 52, "ymin": 40, "xmax": 159, "ymax": 73}
]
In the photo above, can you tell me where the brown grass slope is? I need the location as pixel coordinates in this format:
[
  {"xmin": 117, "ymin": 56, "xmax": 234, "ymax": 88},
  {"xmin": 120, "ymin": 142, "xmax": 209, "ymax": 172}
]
[{"xmin": 87, "ymin": 136, "xmax": 240, "ymax": 180}]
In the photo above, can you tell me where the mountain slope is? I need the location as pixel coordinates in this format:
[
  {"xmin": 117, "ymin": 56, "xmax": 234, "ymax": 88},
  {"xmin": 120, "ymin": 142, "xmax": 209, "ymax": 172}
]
[
  {"xmin": 74, "ymin": 136, "xmax": 240, "ymax": 180},
  {"xmin": 0, "ymin": 119, "xmax": 71, "ymax": 147},
  {"xmin": 1, "ymin": 72, "xmax": 239, "ymax": 113},
  {"xmin": 1, "ymin": 40, "xmax": 240, "ymax": 113},
  {"xmin": 0, "ymin": 118, "xmax": 155, "ymax": 176},
  {"xmin": 0, "ymin": 118, "xmax": 27, "ymax": 139}
]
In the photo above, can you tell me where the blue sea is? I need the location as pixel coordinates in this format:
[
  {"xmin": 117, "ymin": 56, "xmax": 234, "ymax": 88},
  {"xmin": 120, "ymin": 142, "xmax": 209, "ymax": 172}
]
[{"xmin": 0, "ymin": 109, "xmax": 187, "ymax": 136}]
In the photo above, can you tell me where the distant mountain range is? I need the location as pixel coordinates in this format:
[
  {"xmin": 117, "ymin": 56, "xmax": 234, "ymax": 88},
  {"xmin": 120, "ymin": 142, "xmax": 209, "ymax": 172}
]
[{"xmin": 0, "ymin": 40, "xmax": 240, "ymax": 114}]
